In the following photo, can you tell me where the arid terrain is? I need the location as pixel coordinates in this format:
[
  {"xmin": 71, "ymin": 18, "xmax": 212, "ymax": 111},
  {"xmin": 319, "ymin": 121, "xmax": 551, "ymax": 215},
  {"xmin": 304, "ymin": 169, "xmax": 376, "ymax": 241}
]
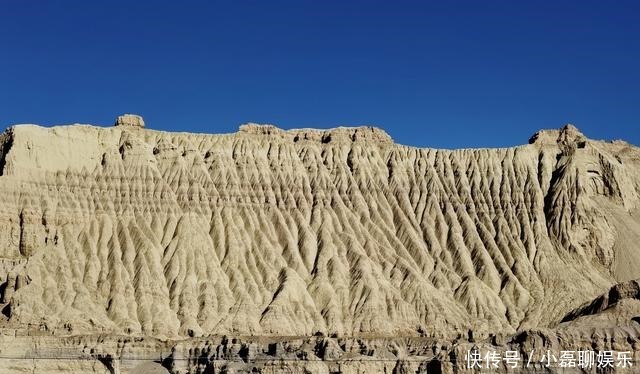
[{"xmin": 0, "ymin": 115, "xmax": 638, "ymax": 373}]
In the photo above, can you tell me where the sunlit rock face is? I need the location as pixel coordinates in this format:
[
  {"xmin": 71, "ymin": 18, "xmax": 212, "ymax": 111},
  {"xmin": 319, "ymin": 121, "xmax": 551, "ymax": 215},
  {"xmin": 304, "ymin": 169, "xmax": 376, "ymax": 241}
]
[
  {"xmin": 0, "ymin": 116, "xmax": 639, "ymax": 373},
  {"xmin": 114, "ymin": 114, "xmax": 145, "ymax": 128}
]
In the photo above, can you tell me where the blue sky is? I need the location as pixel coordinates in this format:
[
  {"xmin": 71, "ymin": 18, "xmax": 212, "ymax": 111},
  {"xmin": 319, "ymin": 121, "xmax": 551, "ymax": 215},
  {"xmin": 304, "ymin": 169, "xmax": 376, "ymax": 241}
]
[{"xmin": 1, "ymin": 0, "xmax": 638, "ymax": 148}]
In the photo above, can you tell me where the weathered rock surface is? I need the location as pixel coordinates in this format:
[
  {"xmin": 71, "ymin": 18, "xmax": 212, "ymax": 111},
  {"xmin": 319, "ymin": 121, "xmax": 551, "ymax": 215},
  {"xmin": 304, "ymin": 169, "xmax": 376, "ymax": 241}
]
[
  {"xmin": 0, "ymin": 116, "xmax": 638, "ymax": 372},
  {"xmin": 114, "ymin": 114, "xmax": 145, "ymax": 128}
]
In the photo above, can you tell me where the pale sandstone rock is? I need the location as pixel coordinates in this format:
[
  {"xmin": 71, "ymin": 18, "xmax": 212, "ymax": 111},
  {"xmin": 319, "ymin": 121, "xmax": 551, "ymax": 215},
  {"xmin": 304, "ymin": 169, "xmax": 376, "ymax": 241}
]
[
  {"xmin": 115, "ymin": 114, "xmax": 145, "ymax": 128},
  {"xmin": 0, "ymin": 117, "xmax": 638, "ymax": 372}
]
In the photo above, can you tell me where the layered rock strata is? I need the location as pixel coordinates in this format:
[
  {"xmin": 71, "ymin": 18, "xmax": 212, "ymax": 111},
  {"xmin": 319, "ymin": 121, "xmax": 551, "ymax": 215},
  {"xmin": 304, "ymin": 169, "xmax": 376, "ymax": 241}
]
[{"xmin": 0, "ymin": 116, "xmax": 638, "ymax": 372}]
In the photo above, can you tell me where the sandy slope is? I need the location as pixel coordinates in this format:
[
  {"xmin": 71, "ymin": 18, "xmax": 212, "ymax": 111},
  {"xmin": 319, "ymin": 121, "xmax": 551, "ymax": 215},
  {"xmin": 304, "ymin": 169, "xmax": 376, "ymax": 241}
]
[{"xmin": 0, "ymin": 116, "xmax": 638, "ymax": 372}]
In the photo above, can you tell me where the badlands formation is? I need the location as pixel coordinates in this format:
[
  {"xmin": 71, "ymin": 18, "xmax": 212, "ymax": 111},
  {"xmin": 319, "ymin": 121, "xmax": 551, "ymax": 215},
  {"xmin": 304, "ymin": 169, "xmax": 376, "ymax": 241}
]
[{"xmin": 0, "ymin": 114, "xmax": 638, "ymax": 373}]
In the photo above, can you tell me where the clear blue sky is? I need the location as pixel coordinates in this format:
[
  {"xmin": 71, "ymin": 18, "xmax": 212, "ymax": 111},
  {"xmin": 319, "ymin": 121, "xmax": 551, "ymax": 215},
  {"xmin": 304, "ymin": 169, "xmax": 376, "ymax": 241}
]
[{"xmin": 1, "ymin": 0, "xmax": 638, "ymax": 148}]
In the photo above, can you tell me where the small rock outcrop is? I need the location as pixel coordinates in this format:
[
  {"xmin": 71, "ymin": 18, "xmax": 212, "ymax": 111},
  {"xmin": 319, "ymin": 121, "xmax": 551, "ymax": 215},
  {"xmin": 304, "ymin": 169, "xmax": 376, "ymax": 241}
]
[
  {"xmin": 528, "ymin": 123, "xmax": 587, "ymax": 147},
  {"xmin": 114, "ymin": 114, "xmax": 145, "ymax": 128}
]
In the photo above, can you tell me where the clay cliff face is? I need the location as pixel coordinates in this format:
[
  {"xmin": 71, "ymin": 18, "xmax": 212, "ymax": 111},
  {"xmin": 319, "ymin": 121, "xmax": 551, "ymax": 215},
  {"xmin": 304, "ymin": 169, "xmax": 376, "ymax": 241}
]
[
  {"xmin": 0, "ymin": 117, "xmax": 638, "ymax": 346},
  {"xmin": 0, "ymin": 116, "xmax": 640, "ymax": 338}
]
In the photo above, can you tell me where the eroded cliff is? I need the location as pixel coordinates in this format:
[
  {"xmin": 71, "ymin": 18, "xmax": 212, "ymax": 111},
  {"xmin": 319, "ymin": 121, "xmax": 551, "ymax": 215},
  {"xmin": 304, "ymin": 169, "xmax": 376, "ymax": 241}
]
[{"xmin": 0, "ymin": 116, "xmax": 639, "ymax": 373}]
